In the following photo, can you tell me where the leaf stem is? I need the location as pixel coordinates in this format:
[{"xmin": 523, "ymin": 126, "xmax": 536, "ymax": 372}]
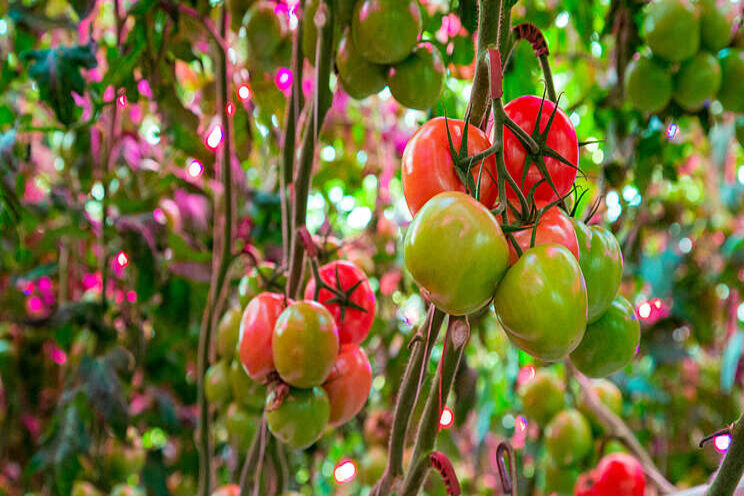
[
  {"xmin": 539, "ymin": 54, "xmax": 557, "ymax": 102},
  {"xmin": 707, "ymin": 411, "xmax": 744, "ymax": 496}
]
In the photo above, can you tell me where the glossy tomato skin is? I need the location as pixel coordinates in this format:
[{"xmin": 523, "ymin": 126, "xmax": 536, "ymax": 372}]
[
  {"xmin": 570, "ymin": 295, "xmax": 640, "ymax": 378},
  {"xmin": 217, "ymin": 306, "xmax": 242, "ymax": 359},
  {"xmin": 624, "ymin": 55, "xmax": 672, "ymax": 113},
  {"xmin": 545, "ymin": 409, "xmax": 593, "ymax": 467},
  {"xmin": 508, "ymin": 206, "xmax": 579, "ymax": 265},
  {"xmin": 351, "ymin": 0, "xmax": 422, "ymax": 65},
  {"xmin": 265, "ymin": 386, "xmax": 330, "ymax": 449},
  {"xmin": 304, "ymin": 260, "xmax": 376, "ymax": 345},
  {"xmin": 238, "ymin": 292, "xmax": 290, "ymax": 382},
  {"xmin": 323, "ymin": 344, "xmax": 372, "ymax": 426},
  {"xmin": 273, "ymin": 301, "xmax": 339, "ymax": 388},
  {"xmin": 502, "ymin": 96, "xmax": 578, "ymax": 203},
  {"xmin": 673, "ymin": 52, "xmax": 721, "ymax": 111},
  {"xmin": 336, "ymin": 30, "xmax": 387, "ymax": 99},
  {"xmin": 571, "ymin": 219, "xmax": 623, "ymax": 323},
  {"xmin": 402, "ymin": 118, "xmax": 499, "ymax": 215},
  {"xmin": 643, "ymin": 0, "xmax": 699, "ymax": 62},
  {"xmin": 574, "ymin": 453, "xmax": 645, "ymax": 496},
  {"xmin": 404, "ymin": 192, "xmax": 509, "ymax": 316},
  {"xmin": 389, "ymin": 42, "xmax": 446, "ymax": 110},
  {"xmin": 518, "ymin": 370, "xmax": 565, "ymax": 424},
  {"xmin": 493, "ymin": 244, "xmax": 587, "ymax": 361}
]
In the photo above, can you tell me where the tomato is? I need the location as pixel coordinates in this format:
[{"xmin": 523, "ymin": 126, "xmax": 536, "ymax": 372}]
[
  {"xmin": 518, "ymin": 369, "xmax": 565, "ymax": 424},
  {"xmin": 205, "ymin": 360, "xmax": 232, "ymax": 406},
  {"xmin": 389, "ymin": 42, "xmax": 446, "ymax": 110},
  {"xmin": 211, "ymin": 484, "xmax": 240, "ymax": 496},
  {"xmin": 502, "ymin": 96, "xmax": 578, "ymax": 203},
  {"xmin": 305, "ymin": 260, "xmax": 375, "ymax": 345},
  {"xmin": 239, "ymin": 292, "xmax": 290, "ymax": 381},
  {"xmin": 273, "ymin": 301, "xmax": 339, "ymax": 388},
  {"xmin": 104, "ymin": 439, "xmax": 146, "ymax": 481},
  {"xmin": 402, "ymin": 118, "xmax": 499, "ymax": 215},
  {"xmin": 404, "ymin": 192, "xmax": 509, "ymax": 316},
  {"xmin": 602, "ymin": 439, "xmax": 630, "ymax": 455},
  {"xmin": 265, "ymin": 386, "xmax": 330, "ymax": 449},
  {"xmin": 72, "ymin": 481, "xmax": 103, "ymax": 496},
  {"xmin": 336, "ymin": 30, "xmax": 387, "ymax": 99},
  {"xmin": 360, "ymin": 446, "xmax": 388, "ymax": 485},
  {"xmin": 736, "ymin": 116, "xmax": 744, "ymax": 148},
  {"xmin": 493, "ymin": 244, "xmax": 587, "ymax": 361},
  {"xmin": 699, "ymin": 0, "xmax": 732, "ymax": 52},
  {"xmin": 217, "ymin": 306, "xmax": 242, "ymax": 359},
  {"xmin": 574, "ymin": 453, "xmax": 645, "ymax": 496},
  {"xmin": 673, "ymin": 52, "xmax": 721, "ymax": 111},
  {"xmin": 110, "ymin": 485, "xmax": 145, "ymax": 496},
  {"xmin": 225, "ymin": 403, "xmax": 258, "ymax": 452},
  {"xmin": 244, "ymin": 2, "xmax": 286, "ymax": 60},
  {"xmin": 717, "ymin": 49, "xmax": 744, "ymax": 113},
  {"xmin": 577, "ymin": 379, "xmax": 622, "ymax": 434},
  {"xmin": 571, "ymin": 219, "xmax": 623, "ymax": 323},
  {"xmin": 624, "ymin": 55, "xmax": 672, "ymax": 113},
  {"xmin": 322, "ymin": 344, "xmax": 372, "ymax": 426},
  {"xmin": 508, "ymin": 206, "xmax": 579, "ymax": 265},
  {"xmin": 351, "ymin": 0, "xmax": 422, "ymax": 65},
  {"xmin": 643, "ymin": 0, "xmax": 699, "ymax": 62},
  {"xmin": 545, "ymin": 409, "xmax": 593, "ymax": 467},
  {"xmin": 545, "ymin": 460, "xmax": 581, "ymax": 496},
  {"xmin": 570, "ymin": 295, "xmax": 640, "ymax": 378},
  {"xmin": 228, "ymin": 359, "xmax": 266, "ymax": 411},
  {"xmin": 238, "ymin": 262, "xmax": 286, "ymax": 308}
]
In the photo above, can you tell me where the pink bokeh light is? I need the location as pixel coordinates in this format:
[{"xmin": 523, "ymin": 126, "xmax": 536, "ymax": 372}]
[{"xmin": 275, "ymin": 68, "xmax": 293, "ymax": 92}]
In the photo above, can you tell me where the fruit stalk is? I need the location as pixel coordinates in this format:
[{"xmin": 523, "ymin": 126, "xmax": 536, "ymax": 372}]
[
  {"xmin": 399, "ymin": 318, "xmax": 470, "ymax": 495},
  {"xmin": 197, "ymin": 6, "xmax": 234, "ymax": 496},
  {"xmin": 468, "ymin": 0, "xmax": 502, "ymax": 127},
  {"xmin": 239, "ymin": 416, "xmax": 268, "ymax": 496},
  {"xmin": 286, "ymin": 0, "xmax": 334, "ymax": 298},
  {"xmin": 707, "ymin": 411, "xmax": 744, "ymax": 496}
]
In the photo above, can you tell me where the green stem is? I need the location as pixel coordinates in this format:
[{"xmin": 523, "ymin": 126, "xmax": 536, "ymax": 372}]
[
  {"xmin": 504, "ymin": 114, "xmax": 540, "ymax": 154},
  {"xmin": 197, "ymin": 7, "xmax": 233, "ymax": 496},
  {"xmin": 539, "ymin": 54, "xmax": 557, "ymax": 102},
  {"xmin": 239, "ymin": 416, "xmax": 267, "ymax": 496},
  {"xmin": 468, "ymin": 0, "xmax": 501, "ymax": 127},
  {"xmin": 708, "ymin": 412, "xmax": 744, "ymax": 496},
  {"xmin": 399, "ymin": 319, "xmax": 470, "ymax": 496}
]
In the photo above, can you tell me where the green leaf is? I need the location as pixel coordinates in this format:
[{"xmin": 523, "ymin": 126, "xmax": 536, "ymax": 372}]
[{"xmin": 78, "ymin": 350, "xmax": 132, "ymax": 439}]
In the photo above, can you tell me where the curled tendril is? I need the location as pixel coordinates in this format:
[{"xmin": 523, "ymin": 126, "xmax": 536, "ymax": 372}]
[{"xmin": 429, "ymin": 451, "xmax": 461, "ymax": 496}]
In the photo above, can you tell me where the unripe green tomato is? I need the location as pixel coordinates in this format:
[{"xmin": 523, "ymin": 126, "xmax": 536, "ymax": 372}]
[
  {"xmin": 217, "ymin": 307, "xmax": 242, "ymax": 359},
  {"xmin": 71, "ymin": 481, "xmax": 103, "ymax": 496},
  {"xmin": 545, "ymin": 409, "xmax": 593, "ymax": 467},
  {"xmin": 103, "ymin": 440, "xmax": 146, "ymax": 481},
  {"xmin": 717, "ymin": 49, "xmax": 744, "ymax": 113},
  {"xmin": 336, "ymin": 29, "xmax": 387, "ymax": 99},
  {"xmin": 244, "ymin": 2, "xmax": 286, "ymax": 59},
  {"xmin": 603, "ymin": 439, "xmax": 630, "ymax": 455},
  {"xmin": 359, "ymin": 446, "xmax": 387, "ymax": 485},
  {"xmin": 698, "ymin": 0, "xmax": 732, "ymax": 52},
  {"xmin": 736, "ymin": 116, "xmax": 744, "ymax": 148},
  {"xmin": 643, "ymin": 0, "xmax": 699, "ymax": 62},
  {"xmin": 624, "ymin": 55, "xmax": 672, "ymax": 113},
  {"xmin": 225, "ymin": 403, "xmax": 258, "ymax": 452},
  {"xmin": 577, "ymin": 379, "xmax": 623, "ymax": 434},
  {"xmin": 205, "ymin": 360, "xmax": 232, "ymax": 407},
  {"xmin": 273, "ymin": 301, "xmax": 339, "ymax": 388},
  {"xmin": 351, "ymin": 0, "xmax": 422, "ymax": 64},
  {"xmin": 544, "ymin": 460, "xmax": 581, "ymax": 496},
  {"xmin": 673, "ymin": 52, "xmax": 721, "ymax": 110},
  {"xmin": 228, "ymin": 360, "xmax": 266, "ymax": 411},
  {"xmin": 570, "ymin": 219, "xmax": 623, "ymax": 324},
  {"xmin": 265, "ymin": 386, "xmax": 330, "ymax": 449},
  {"xmin": 518, "ymin": 370, "xmax": 565, "ymax": 425},
  {"xmin": 493, "ymin": 244, "xmax": 588, "ymax": 362},
  {"xmin": 389, "ymin": 42, "xmax": 446, "ymax": 110},
  {"xmin": 570, "ymin": 295, "xmax": 640, "ymax": 378},
  {"xmin": 404, "ymin": 191, "xmax": 509, "ymax": 316}
]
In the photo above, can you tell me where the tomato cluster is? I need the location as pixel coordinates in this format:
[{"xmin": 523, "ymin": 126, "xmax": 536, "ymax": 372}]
[
  {"xmin": 625, "ymin": 0, "xmax": 743, "ymax": 114},
  {"xmin": 205, "ymin": 259, "xmax": 376, "ymax": 450},
  {"xmin": 402, "ymin": 97, "xmax": 638, "ymax": 372}
]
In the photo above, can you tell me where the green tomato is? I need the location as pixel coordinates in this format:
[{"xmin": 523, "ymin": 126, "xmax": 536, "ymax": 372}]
[
  {"xmin": 336, "ymin": 30, "xmax": 387, "ymax": 99},
  {"xmin": 624, "ymin": 55, "xmax": 672, "ymax": 113},
  {"xmin": 643, "ymin": 0, "xmax": 699, "ymax": 62},
  {"xmin": 389, "ymin": 42, "xmax": 446, "ymax": 110},
  {"xmin": 673, "ymin": 52, "xmax": 721, "ymax": 110},
  {"xmin": 228, "ymin": 360, "xmax": 266, "ymax": 411},
  {"xmin": 360, "ymin": 446, "xmax": 388, "ymax": 485},
  {"xmin": 273, "ymin": 301, "xmax": 339, "ymax": 388},
  {"xmin": 225, "ymin": 403, "xmax": 258, "ymax": 452},
  {"xmin": 493, "ymin": 244, "xmax": 587, "ymax": 362},
  {"xmin": 603, "ymin": 439, "xmax": 630, "ymax": 455},
  {"xmin": 570, "ymin": 295, "xmax": 640, "ymax": 378},
  {"xmin": 736, "ymin": 116, "xmax": 744, "ymax": 148},
  {"xmin": 544, "ymin": 460, "xmax": 581, "ymax": 496},
  {"xmin": 571, "ymin": 219, "xmax": 623, "ymax": 324},
  {"xmin": 577, "ymin": 379, "xmax": 623, "ymax": 434},
  {"xmin": 217, "ymin": 307, "xmax": 242, "ymax": 359},
  {"xmin": 244, "ymin": 2, "xmax": 285, "ymax": 59},
  {"xmin": 699, "ymin": 0, "xmax": 732, "ymax": 52},
  {"xmin": 718, "ymin": 49, "xmax": 744, "ymax": 113},
  {"xmin": 404, "ymin": 191, "xmax": 509, "ymax": 316},
  {"xmin": 545, "ymin": 409, "xmax": 593, "ymax": 467},
  {"xmin": 351, "ymin": 0, "xmax": 422, "ymax": 64},
  {"xmin": 104, "ymin": 440, "xmax": 146, "ymax": 481},
  {"xmin": 265, "ymin": 386, "xmax": 330, "ymax": 449},
  {"xmin": 518, "ymin": 370, "xmax": 565, "ymax": 425},
  {"xmin": 205, "ymin": 360, "xmax": 232, "ymax": 407}
]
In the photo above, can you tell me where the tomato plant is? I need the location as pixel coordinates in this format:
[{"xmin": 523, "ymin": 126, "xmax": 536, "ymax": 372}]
[
  {"xmin": 508, "ymin": 206, "xmax": 579, "ymax": 264},
  {"xmin": 351, "ymin": 0, "xmax": 422, "ymax": 64},
  {"xmin": 265, "ymin": 387, "xmax": 330, "ymax": 449},
  {"xmin": 643, "ymin": 0, "xmax": 699, "ymax": 62},
  {"xmin": 204, "ymin": 360, "xmax": 232, "ymax": 407},
  {"xmin": 624, "ymin": 55, "xmax": 672, "ymax": 113},
  {"xmin": 673, "ymin": 53, "xmax": 721, "ymax": 111},
  {"xmin": 239, "ymin": 292, "xmax": 290, "ymax": 382},
  {"xmin": 575, "ymin": 453, "xmax": 646, "ymax": 496},
  {"xmin": 388, "ymin": 42, "xmax": 446, "ymax": 111},
  {"xmin": 545, "ymin": 409, "xmax": 593, "ymax": 467},
  {"xmin": 518, "ymin": 369, "xmax": 566, "ymax": 424},
  {"xmin": 322, "ymin": 344, "xmax": 372, "ymax": 426},
  {"xmin": 217, "ymin": 306, "xmax": 242, "ymax": 359},
  {"xmin": 336, "ymin": 30, "xmax": 387, "ymax": 100}
]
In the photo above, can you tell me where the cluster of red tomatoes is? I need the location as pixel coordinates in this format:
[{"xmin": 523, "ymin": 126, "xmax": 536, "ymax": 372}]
[
  {"xmin": 401, "ymin": 95, "xmax": 639, "ymax": 373},
  {"xmin": 230, "ymin": 260, "xmax": 375, "ymax": 449}
]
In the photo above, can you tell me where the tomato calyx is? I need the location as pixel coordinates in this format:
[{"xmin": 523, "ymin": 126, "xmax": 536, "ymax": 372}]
[{"xmin": 265, "ymin": 374, "xmax": 290, "ymax": 412}]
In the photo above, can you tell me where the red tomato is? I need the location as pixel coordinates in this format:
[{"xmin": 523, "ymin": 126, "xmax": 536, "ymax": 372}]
[
  {"xmin": 238, "ymin": 292, "xmax": 291, "ymax": 381},
  {"xmin": 507, "ymin": 206, "xmax": 579, "ymax": 264},
  {"xmin": 502, "ymin": 96, "xmax": 578, "ymax": 203},
  {"xmin": 323, "ymin": 344, "xmax": 373, "ymax": 427},
  {"xmin": 402, "ymin": 117, "xmax": 499, "ymax": 215},
  {"xmin": 305, "ymin": 260, "xmax": 376, "ymax": 345},
  {"xmin": 574, "ymin": 453, "xmax": 645, "ymax": 496}
]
